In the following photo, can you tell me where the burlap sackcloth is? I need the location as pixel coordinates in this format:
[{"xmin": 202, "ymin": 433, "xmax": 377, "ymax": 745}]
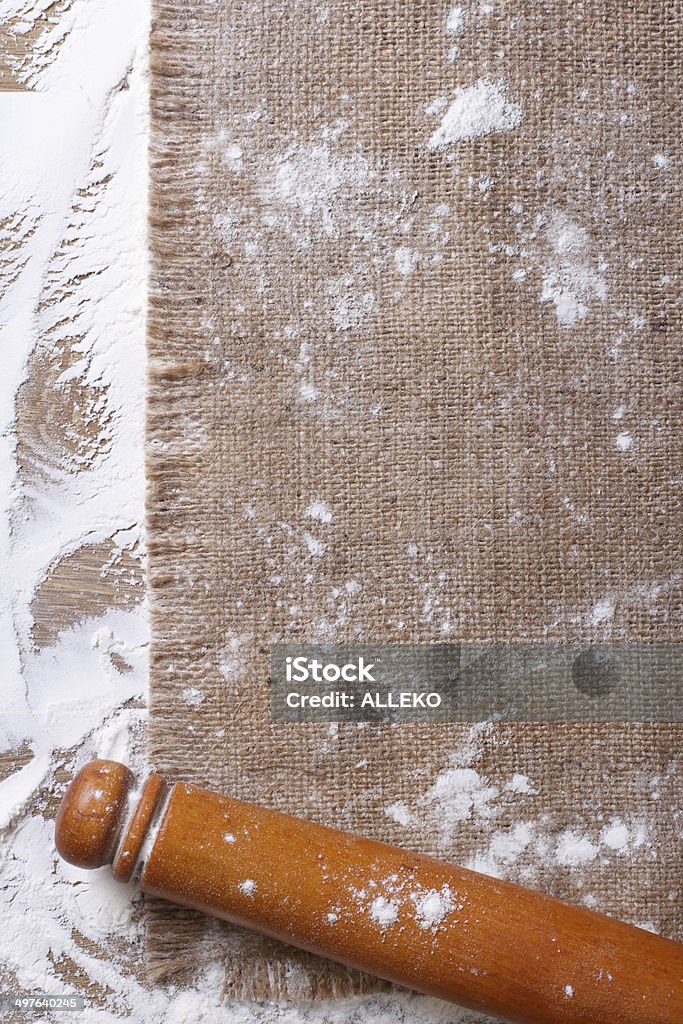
[{"xmin": 147, "ymin": 0, "xmax": 682, "ymax": 1000}]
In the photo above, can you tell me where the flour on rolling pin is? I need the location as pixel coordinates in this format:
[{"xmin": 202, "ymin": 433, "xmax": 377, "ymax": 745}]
[{"xmin": 55, "ymin": 760, "xmax": 683, "ymax": 1024}]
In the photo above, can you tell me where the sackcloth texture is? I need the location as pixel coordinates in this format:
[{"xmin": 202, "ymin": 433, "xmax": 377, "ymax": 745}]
[{"xmin": 147, "ymin": 0, "xmax": 682, "ymax": 999}]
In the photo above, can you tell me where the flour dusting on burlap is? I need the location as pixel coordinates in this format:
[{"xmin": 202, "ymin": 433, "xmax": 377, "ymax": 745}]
[{"xmin": 147, "ymin": 0, "xmax": 682, "ymax": 998}]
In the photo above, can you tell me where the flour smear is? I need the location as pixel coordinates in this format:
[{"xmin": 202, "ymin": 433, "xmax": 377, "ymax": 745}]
[
  {"xmin": 0, "ymin": 0, "xmax": 153, "ymax": 1016},
  {"xmin": 429, "ymin": 79, "xmax": 522, "ymax": 149}
]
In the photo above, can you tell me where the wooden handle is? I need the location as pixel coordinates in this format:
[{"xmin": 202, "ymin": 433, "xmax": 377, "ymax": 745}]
[{"xmin": 55, "ymin": 760, "xmax": 683, "ymax": 1024}]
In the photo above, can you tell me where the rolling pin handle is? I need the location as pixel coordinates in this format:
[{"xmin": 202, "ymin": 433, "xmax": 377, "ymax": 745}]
[{"xmin": 55, "ymin": 759, "xmax": 165, "ymax": 881}]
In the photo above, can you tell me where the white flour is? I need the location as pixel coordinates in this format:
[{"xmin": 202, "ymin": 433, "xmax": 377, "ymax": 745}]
[
  {"xmin": 616, "ymin": 431, "xmax": 634, "ymax": 452},
  {"xmin": 306, "ymin": 501, "xmax": 334, "ymax": 524},
  {"xmin": 446, "ymin": 8, "xmax": 466, "ymax": 37},
  {"xmin": 555, "ymin": 830, "xmax": 599, "ymax": 867},
  {"xmin": 467, "ymin": 822, "xmax": 535, "ymax": 879},
  {"xmin": 412, "ymin": 887, "xmax": 456, "ymax": 931},
  {"xmin": 385, "ymin": 800, "xmax": 415, "ymax": 826},
  {"xmin": 0, "ymin": 0, "xmax": 151, "ymax": 1015},
  {"xmin": 370, "ymin": 896, "xmax": 400, "ymax": 928},
  {"xmin": 428, "ymin": 79, "xmax": 522, "ymax": 149},
  {"xmin": 394, "ymin": 246, "xmax": 419, "ymax": 276},
  {"xmin": 538, "ymin": 212, "xmax": 608, "ymax": 326},
  {"xmin": 424, "ymin": 766, "xmax": 500, "ymax": 841},
  {"xmin": 271, "ymin": 144, "xmax": 373, "ymax": 238},
  {"xmin": 590, "ymin": 597, "xmax": 616, "ymax": 626},
  {"xmin": 506, "ymin": 774, "xmax": 535, "ymax": 795},
  {"xmin": 503, "ymin": 206, "xmax": 609, "ymax": 327},
  {"xmin": 0, "ymin": 0, "xmax": 150, "ymax": 802}
]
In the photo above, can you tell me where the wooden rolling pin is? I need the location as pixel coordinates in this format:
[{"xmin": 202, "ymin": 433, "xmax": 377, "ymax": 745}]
[{"xmin": 55, "ymin": 760, "xmax": 683, "ymax": 1024}]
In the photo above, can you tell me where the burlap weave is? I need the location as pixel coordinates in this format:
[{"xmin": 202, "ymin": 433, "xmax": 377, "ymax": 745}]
[{"xmin": 147, "ymin": 0, "xmax": 682, "ymax": 1000}]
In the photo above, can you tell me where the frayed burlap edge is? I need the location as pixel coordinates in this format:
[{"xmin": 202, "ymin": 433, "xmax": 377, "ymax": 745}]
[{"xmin": 144, "ymin": 3, "xmax": 388, "ymax": 999}]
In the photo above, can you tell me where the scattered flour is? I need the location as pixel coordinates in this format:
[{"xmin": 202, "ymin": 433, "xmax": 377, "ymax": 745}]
[
  {"xmin": 424, "ymin": 766, "xmax": 499, "ymax": 841},
  {"xmin": 370, "ymin": 896, "xmax": 400, "ymax": 928},
  {"xmin": 0, "ymin": 0, "xmax": 155, "ymax": 1014},
  {"xmin": 616, "ymin": 431, "xmax": 634, "ymax": 452},
  {"xmin": 425, "ymin": 95, "xmax": 450, "ymax": 117},
  {"xmin": 239, "ymin": 879, "xmax": 257, "ymax": 897},
  {"xmin": 394, "ymin": 246, "xmax": 419, "ymax": 276},
  {"xmin": 537, "ymin": 211, "xmax": 608, "ymax": 326},
  {"xmin": 601, "ymin": 821, "xmax": 629, "ymax": 852},
  {"xmin": 271, "ymin": 144, "xmax": 372, "ymax": 237},
  {"xmin": 305, "ymin": 500, "xmax": 334, "ymax": 524},
  {"xmin": 412, "ymin": 886, "xmax": 456, "ymax": 930},
  {"xmin": 181, "ymin": 686, "xmax": 206, "ymax": 707},
  {"xmin": 428, "ymin": 79, "xmax": 522, "ymax": 149},
  {"xmin": 385, "ymin": 800, "xmax": 415, "ymax": 826},
  {"xmin": 590, "ymin": 596, "xmax": 615, "ymax": 626},
  {"xmin": 555, "ymin": 831, "xmax": 599, "ymax": 867},
  {"xmin": 468, "ymin": 822, "xmax": 535, "ymax": 879},
  {"xmin": 299, "ymin": 381, "xmax": 320, "ymax": 403},
  {"xmin": 304, "ymin": 532, "xmax": 326, "ymax": 557},
  {"xmin": 224, "ymin": 142, "xmax": 243, "ymax": 166},
  {"xmin": 506, "ymin": 773, "xmax": 535, "ymax": 794},
  {"xmin": 326, "ymin": 274, "xmax": 377, "ymax": 331},
  {"xmin": 218, "ymin": 631, "xmax": 250, "ymax": 683},
  {"xmin": 445, "ymin": 7, "xmax": 466, "ymax": 35},
  {"xmin": 600, "ymin": 818, "xmax": 647, "ymax": 853}
]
